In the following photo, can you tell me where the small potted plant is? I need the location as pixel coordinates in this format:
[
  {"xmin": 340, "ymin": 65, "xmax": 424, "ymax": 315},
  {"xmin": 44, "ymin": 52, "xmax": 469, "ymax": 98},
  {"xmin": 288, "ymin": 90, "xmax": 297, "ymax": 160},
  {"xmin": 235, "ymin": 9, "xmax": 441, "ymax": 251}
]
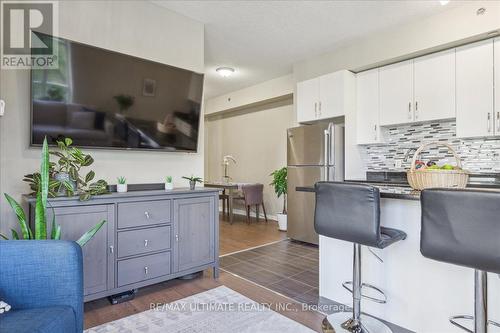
[
  {"xmin": 182, "ymin": 176, "xmax": 203, "ymax": 190},
  {"xmin": 270, "ymin": 167, "xmax": 287, "ymax": 231},
  {"xmin": 165, "ymin": 176, "xmax": 174, "ymax": 191},
  {"xmin": 117, "ymin": 176, "xmax": 127, "ymax": 193}
]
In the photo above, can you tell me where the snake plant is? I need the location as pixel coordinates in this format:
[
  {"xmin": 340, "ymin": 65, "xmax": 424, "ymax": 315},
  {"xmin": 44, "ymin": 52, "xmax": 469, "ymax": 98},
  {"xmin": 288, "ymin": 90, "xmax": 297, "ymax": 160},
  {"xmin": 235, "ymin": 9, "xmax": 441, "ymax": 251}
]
[{"xmin": 1, "ymin": 137, "xmax": 106, "ymax": 246}]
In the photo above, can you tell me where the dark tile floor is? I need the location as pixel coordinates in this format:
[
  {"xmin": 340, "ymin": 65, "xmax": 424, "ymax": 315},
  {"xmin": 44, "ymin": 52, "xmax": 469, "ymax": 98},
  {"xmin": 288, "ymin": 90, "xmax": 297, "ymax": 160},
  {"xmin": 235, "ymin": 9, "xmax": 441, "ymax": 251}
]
[{"xmin": 220, "ymin": 239, "xmax": 320, "ymax": 305}]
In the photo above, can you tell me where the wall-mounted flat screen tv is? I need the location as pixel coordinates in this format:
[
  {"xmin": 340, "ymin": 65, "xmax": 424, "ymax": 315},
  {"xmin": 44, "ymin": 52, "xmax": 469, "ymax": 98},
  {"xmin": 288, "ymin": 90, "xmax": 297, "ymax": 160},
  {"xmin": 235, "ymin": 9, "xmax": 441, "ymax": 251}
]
[{"xmin": 31, "ymin": 33, "xmax": 204, "ymax": 152}]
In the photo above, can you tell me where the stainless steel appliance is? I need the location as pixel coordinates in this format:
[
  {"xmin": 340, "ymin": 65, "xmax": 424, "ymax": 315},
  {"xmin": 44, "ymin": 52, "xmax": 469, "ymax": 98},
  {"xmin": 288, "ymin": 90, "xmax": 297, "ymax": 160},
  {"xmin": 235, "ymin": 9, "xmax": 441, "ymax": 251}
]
[{"xmin": 287, "ymin": 122, "xmax": 344, "ymax": 244}]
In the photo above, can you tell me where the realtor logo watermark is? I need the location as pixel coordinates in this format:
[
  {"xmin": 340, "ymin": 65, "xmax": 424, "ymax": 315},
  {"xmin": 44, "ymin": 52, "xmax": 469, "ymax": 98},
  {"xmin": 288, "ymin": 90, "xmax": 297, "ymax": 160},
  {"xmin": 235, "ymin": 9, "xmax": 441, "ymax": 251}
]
[{"xmin": 1, "ymin": 1, "xmax": 58, "ymax": 69}]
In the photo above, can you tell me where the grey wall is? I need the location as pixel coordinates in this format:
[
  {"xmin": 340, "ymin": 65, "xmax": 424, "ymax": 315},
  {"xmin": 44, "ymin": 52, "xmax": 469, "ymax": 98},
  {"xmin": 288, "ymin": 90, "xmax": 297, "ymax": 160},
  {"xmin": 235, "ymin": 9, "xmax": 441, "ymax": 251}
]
[{"xmin": 0, "ymin": 1, "xmax": 204, "ymax": 236}]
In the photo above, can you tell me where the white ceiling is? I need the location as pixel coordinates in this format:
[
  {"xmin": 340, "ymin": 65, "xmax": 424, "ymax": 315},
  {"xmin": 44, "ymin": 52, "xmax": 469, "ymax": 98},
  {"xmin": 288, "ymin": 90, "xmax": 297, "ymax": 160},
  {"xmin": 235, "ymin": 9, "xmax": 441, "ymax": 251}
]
[{"xmin": 154, "ymin": 1, "xmax": 459, "ymax": 99}]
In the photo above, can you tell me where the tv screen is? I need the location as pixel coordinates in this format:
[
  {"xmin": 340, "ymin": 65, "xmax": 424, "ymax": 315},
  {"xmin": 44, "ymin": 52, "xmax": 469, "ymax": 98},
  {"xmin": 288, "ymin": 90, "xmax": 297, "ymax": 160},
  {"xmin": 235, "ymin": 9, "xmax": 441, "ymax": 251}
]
[{"xmin": 31, "ymin": 34, "xmax": 204, "ymax": 152}]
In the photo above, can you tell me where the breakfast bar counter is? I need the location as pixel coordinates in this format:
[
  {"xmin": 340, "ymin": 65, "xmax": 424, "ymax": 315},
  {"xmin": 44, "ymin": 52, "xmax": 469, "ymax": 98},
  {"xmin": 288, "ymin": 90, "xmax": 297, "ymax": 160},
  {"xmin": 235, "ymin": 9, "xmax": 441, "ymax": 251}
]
[{"xmin": 299, "ymin": 183, "xmax": 500, "ymax": 332}]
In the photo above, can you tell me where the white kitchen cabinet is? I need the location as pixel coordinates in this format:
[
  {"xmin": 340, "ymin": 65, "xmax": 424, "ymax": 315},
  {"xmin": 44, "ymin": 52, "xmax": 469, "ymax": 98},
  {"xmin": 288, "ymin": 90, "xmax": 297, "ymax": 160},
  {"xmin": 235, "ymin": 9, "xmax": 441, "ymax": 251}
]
[
  {"xmin": 379, "ymin": 61, "xmax": 413, "ymax": 126},
  {"xmin": 296, "ymin": 78, "xmax": 319, "ymax": 123},
  {"xmin": 413, "ymin": 49, "xmax": 456, "ymax": 122},
  {"xmin": 296, "ymin": 70, "xmax": 355, "ymax": 123},
  {"xmin": 456, "ymin": 39, "xmax": 495, "ymax": 138},
  {"xmin": 495, "ymin": 38, "xmax": 500, "ymax": 134},
  {"xmin": 356, "ymin": 69, "xmax": 382, "ymax": 144}
]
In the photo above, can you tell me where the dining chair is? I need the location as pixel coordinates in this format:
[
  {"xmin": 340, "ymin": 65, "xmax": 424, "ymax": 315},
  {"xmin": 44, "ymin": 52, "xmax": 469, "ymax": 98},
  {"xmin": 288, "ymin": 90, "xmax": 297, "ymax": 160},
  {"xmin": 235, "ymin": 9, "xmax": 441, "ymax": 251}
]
[
  {"xmin": 235, "ymin": 184, "xmax": 267, "ymax": 224},
  {"xmin": 219, "ymin": 190, "xmax": 230, "ymax": 218}
]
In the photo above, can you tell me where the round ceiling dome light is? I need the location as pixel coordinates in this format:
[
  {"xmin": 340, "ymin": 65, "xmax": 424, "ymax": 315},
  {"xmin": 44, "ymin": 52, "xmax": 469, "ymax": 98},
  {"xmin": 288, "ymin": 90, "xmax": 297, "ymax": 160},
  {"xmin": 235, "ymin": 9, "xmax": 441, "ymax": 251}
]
[{"xmin": 216, "ymin": 67, "xmax": 235, "ymax": 78}]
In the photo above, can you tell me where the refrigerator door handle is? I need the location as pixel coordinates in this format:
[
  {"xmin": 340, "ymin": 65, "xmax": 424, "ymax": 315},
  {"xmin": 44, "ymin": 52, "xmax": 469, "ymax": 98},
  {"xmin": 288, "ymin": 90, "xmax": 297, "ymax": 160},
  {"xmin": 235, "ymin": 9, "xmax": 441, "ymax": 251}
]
[{"xmin": 323, "ymin": 129, "xmax": 330, "ymax": 181}]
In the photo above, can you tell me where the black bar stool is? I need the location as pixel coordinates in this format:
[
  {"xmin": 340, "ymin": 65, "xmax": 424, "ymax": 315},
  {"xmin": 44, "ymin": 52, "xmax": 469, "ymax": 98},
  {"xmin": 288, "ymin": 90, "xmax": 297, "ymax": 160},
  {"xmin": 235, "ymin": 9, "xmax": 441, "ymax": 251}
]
[
  {"xmin": 421, "ymin": 189, "xmax": 500, "ymax": 333},
  {"xmin": 314, "ymin": 182, "xmax": 407, "ymax": 333}
]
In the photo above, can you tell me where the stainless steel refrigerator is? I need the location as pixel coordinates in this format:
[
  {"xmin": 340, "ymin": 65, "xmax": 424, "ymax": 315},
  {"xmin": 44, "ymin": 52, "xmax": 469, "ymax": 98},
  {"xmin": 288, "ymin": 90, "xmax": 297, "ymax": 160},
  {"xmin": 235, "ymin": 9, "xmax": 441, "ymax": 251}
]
[{"xmin": 287, "ymin": 122, "xmax": 344, "ymax": 245}]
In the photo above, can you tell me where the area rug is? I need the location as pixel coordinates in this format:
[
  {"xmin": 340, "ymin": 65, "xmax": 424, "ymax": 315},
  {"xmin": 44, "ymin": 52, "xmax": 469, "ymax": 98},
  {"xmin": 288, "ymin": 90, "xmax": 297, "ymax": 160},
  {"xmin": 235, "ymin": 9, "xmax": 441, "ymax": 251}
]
[{"xmin": 85, "ymin": 286, "xmax": 315, "ymax": 333}]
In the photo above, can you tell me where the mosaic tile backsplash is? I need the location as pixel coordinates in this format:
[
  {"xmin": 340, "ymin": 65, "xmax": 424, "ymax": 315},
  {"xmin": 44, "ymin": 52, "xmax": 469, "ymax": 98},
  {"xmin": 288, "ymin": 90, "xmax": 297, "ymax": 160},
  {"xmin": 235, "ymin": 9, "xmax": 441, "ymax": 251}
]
[{"xmin": 362, "ymin": 120, "xmax": 500, "ymax": 173}]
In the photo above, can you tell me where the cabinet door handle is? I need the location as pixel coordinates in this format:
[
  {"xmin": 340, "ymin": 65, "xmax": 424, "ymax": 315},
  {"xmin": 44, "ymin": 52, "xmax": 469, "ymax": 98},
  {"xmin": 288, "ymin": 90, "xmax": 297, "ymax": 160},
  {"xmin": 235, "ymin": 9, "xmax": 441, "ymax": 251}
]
[
  {"xmin": 175, "ymin": 234, "xmax": 179, "ymax": 242},
  {"xmin": 374, "ymin": 124, "xmax": 378, "ymax": 141},
  {"xmin": 109, "ymin": 245, "xmax": 114, "ymax": 254},
  {"xmin": 314, "ymin": 102, "xmax": 318, "ymax": 117},
  {"xmin": 408, "ymin": 102, "xmax": 412, "ymax": 120},
  {"xmin": 144, "ymin": 266, "xmax": 148, "ymax": 275},
  {"xmin": 497, "ymin": 112, "xmax": 499, "ymax": 132},
  {"xmin": 144, "ymin": 239, "xmax": 148, "ymax": 247},
  {"xmin": 318, "ymin": 101, "xmax": 322, "ymax": 116},
  {"xmin": 144, "ymin": 211, "xmax": 150, "ymax": 219},
  {"xmin": 415, "ymin": 101, "xmax": 419, "ymax": 119},
  {"xmin": 488, "ymin": 113, "xmax": 492, "ymax": 133}
]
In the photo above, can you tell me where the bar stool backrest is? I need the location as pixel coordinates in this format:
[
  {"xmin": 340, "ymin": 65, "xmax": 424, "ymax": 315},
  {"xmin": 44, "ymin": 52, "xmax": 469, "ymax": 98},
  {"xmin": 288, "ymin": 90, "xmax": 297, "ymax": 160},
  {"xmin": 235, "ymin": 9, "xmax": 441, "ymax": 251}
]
[
  {"xmin": 421, "ymin": 188, "xmax": 500, "ymax": 274},
  {"xmin": 314, "ymin": 182, "xmax": 382, "ymax": 247}
]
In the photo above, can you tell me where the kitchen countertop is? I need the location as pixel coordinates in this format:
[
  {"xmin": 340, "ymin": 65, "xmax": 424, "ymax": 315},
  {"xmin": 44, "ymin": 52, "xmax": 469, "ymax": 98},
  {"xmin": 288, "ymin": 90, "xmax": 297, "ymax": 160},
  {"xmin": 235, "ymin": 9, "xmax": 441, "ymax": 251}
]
[
  {"xmin": 296, "ymin": 184, "xmax": 420, "ymax": 200},
  {"xmin": 297, "ymin": 179, "xmax": 500, "ymax": 201}
]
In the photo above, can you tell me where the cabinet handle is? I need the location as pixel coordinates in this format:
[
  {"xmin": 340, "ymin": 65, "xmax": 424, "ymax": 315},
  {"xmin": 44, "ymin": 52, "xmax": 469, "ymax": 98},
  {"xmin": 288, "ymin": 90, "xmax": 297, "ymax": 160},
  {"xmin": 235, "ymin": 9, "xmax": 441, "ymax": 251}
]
[
  {"xmin": 144, "ymin": 211, "xmax": 150, "ymax": 219},
  {"xmin": 144, "ymin": 266, "xmax": 148, "ymax": 275},
  {"xmin": 488, "ymin": 113, "xmax": 492, "ymax": 133},
  {"xmin": 144, "ymin": 239, "xmax": 148, "ymax": 247},
  {"xmin": 408, "ymin": 102, "xmax": 412, "ymax": 120},
  {"xmin": 318, "ymin": 101, "xmax": 322, "ymax": 116},
  {"xmin": 497, "ymin": 112, "xmax": 499, "ymax": 132},
  {"xmin": 415, "ymin": 101, "xmax": 419, "ymax": 119},
  {"xmin": 374, "ymin": 124, "xmax": 378, "ymax": 141},
  {"xmin": 314, "ymin": 102, "xmax": 318, "ymax": 117},
  {"xmin": 175, "ymin": 234, "xmax": 179, "ymax": 242},
  {"xmin": 109, "ymin": 245, "xmax": 114, "ymax": 254}
]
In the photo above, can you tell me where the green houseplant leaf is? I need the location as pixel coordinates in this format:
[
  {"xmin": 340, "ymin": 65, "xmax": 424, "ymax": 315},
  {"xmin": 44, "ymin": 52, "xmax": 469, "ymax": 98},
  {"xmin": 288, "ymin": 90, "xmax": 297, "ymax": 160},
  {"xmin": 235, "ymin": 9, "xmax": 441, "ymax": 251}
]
[
  {"xmin": 76, "ymin": 220, "xmax": 106, "ymax": 246},
  {"xmin": 4, "ymin": 193, "xmax": 31, "ymax": 239},
  {"xmin": 0, "ymin": 233, "xmax": 8, "ymax": 240},
  {"xmin": 270, "ymin": 167, "xmax": 287, "ymax": 214}
]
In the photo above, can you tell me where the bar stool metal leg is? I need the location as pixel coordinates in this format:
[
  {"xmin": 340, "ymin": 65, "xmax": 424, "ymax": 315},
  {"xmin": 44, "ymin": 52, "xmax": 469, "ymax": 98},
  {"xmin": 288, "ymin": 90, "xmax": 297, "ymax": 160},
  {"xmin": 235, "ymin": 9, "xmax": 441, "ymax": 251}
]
[
  {"xmin": 322, "ymin": 244, "xmax": 393, "ymax": 333},
  {"xmin": 450, "ymin": 270, "xmax": 488, "ymax": 333}
]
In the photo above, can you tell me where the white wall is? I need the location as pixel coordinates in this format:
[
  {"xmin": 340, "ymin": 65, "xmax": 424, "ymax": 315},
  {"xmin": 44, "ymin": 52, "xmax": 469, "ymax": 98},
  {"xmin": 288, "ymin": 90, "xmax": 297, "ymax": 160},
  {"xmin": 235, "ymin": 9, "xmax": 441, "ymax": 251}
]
[
  {"xmin": 0, "ymin": 1, "xmax": 204, "ymax": 236},
  {"xmin": 205, "ymin": 98, "xmax": 294, "ymax": 220}
]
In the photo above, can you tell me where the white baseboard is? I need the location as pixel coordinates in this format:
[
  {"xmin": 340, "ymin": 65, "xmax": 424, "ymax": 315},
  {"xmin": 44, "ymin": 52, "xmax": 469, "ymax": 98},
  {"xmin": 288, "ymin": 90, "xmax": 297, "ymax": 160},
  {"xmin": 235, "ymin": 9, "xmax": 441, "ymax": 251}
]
[{"xmin": 218, "ymin": 207, "xmax": 278, "ymax": 221}]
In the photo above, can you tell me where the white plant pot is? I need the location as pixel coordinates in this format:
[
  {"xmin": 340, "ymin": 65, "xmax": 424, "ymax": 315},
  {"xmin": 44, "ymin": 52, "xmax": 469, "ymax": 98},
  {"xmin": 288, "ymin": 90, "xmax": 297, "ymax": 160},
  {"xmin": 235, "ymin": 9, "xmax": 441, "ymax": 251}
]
[
  {"xmin": 165, "ymin": 182, "xmax": 174, "ymax": 191},
  {"xmin": 277, "ymin": 213, "xmax": 287, "ymax": 231},
  {"xmin": 117, "ymin": 184, "xmax": 128, "ymax": 193}
]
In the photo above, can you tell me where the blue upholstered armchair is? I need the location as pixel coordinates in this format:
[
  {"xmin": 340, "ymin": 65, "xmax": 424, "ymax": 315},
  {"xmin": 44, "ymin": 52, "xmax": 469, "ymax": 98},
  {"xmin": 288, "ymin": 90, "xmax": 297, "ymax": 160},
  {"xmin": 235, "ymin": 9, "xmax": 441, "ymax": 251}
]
[{"xmin": 0, "ymin": 241, "xmax": 84, "ymax": 333}]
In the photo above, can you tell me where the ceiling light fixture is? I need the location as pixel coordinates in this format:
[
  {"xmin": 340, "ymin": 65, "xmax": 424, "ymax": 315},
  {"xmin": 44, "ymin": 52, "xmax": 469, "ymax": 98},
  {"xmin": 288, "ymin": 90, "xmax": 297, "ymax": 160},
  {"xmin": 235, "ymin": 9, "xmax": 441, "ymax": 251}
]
[
  {"xmin": 216, "ymin": 67, "xmax": 235, "ymax": 78},
  {"xmin": 439, "ymin": 0, "xmax": 449, "ymax": 5}
]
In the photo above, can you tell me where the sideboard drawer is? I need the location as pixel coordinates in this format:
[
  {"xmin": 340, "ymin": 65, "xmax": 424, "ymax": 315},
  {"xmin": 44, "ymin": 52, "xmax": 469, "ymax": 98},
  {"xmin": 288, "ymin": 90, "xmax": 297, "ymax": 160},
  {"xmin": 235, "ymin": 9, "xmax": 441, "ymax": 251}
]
[
  {"xmin": 117, "ymin": 252, "xmax": 171, "ymax": 287},
  {"xmin": 118, "ymin": 200, "xmax": 171, "ymax": 228},
  {"xmin": 117, "ymin": 226, "xmax": 171, "ymax": 258}
]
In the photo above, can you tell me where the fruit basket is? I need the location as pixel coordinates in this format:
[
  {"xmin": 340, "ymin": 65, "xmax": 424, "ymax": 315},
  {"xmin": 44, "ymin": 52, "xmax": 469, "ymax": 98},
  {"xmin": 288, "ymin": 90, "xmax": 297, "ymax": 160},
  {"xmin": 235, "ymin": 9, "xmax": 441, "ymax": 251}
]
[{"xmin": 407, "ymin": 141, "xmax": 469, "ymax": 190}]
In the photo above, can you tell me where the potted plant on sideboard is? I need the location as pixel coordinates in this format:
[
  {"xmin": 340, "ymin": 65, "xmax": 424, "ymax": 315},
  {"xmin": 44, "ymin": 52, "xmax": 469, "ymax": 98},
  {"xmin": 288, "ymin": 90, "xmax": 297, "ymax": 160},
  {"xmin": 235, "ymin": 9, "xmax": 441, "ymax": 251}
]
[
  {"xmin": 270, "ymin": 167, "xmax": 287, "ymax": 231},
  {"xmin": 116, "ymin": 177, "xmax": 127, "ymax": 193},
  {"xmin": 182, "ymin": 176, "xmax": 203, "ymax": 190},
  {"xmin": 165, "ymin": 176, "xmax": 174, "ymax": 191}
]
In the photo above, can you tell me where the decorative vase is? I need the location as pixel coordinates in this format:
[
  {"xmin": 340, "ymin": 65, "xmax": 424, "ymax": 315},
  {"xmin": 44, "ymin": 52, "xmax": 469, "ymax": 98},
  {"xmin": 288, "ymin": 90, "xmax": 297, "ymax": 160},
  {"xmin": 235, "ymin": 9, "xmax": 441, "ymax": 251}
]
[
  {"xmin": 117, "ymin": 184, "xmax": 128, "ymax": 193},
  {"xmin": 277, "ymin": 213, "xmax": 287, "ymax": 231},
  {"xmin": 54, "ymin": 172, "xmax": 76, "ymax": 196},
  {"xmin": 165, "ymin": 182, "xmax": 174, "ymax": 191},
  {"xmin": 189, "ymin": 180, "xmax": 196, "ymax": 190}
]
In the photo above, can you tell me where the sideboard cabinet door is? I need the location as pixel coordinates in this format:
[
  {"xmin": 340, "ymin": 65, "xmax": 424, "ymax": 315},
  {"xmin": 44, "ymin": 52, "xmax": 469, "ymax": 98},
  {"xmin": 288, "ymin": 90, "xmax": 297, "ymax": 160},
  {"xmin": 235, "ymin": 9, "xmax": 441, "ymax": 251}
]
[
  {"xmin": 173, "ymin": 197, "xmax": 215, "ymax": 272},
  {"xmin": 47, "ymin": 204, "xmax": 115, "ymax": 297}
]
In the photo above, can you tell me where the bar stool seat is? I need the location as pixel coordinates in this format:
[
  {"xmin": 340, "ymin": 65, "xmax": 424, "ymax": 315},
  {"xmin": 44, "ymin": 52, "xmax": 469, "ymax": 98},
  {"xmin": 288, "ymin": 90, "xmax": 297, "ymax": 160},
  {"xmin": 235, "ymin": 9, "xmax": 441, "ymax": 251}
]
[
  {"xmin": 314, "ymin": 181, "xmax": 406, "ymax": 333},
  {"xmin": 421, "ymin": 188, "xmax": 500, "ymax": 333}
]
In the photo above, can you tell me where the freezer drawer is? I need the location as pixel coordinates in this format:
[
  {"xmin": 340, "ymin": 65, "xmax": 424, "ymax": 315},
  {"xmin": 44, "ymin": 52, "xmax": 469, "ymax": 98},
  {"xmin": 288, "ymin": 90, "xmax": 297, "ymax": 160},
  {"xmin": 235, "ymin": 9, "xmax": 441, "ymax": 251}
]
[{"xmin": 287, "ymin": 166, "xmax": 322, "ymax": 244}]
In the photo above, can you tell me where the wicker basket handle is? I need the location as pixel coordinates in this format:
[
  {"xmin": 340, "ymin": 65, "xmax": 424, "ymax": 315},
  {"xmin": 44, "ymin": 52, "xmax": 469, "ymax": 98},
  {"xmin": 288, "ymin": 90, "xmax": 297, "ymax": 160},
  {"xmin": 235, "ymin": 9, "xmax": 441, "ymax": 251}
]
[{"xmin": 410, "ymin": 141, "xmax": 463, "ymax": 172}]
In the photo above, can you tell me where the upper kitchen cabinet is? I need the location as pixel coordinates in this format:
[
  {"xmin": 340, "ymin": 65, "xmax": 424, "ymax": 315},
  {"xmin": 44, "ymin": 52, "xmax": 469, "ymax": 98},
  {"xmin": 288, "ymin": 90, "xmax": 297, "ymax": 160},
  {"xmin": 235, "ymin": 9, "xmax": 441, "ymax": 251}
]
[
  {"xmin": 356, "ymin": 69, "xmax": 382, "ymax": 144},
  {"xmin": 413, "ymin": 49, "xmax": 456, "ymax": 122},
  {"xmin": 297, "ymin": 78, "xmax": 320, "ymax": 123},
  {"xmin": 456, "ymin": 39, "xmax": 495, "ymax": 138},
  {"xmin": 297, "ymin": 70, "xmax": 355, "ymax": 123},
  {"xmin": 379, "ymin": 61, "xmax": 413, "ymax": 126},
  {"xmin": 495, "ymin": 38, "xmax": 500, "ymax": 133},
  {"xmin": 379, "ymin": 50, "xmax": 456, "ymax": 126}
]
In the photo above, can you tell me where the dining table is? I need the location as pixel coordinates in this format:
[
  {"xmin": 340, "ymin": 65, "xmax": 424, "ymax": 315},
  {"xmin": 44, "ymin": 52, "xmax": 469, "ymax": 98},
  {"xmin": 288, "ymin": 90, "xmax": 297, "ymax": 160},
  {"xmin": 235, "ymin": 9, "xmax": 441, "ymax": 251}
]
[{"xmin": 204, "ymin": 181, "xmax": 254, "ymax": 224}]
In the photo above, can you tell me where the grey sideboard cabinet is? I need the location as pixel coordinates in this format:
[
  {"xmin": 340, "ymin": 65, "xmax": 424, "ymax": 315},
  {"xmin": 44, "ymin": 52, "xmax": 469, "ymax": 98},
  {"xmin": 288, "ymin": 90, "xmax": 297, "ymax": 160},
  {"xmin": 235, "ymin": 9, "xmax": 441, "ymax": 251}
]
[{"xmin": 26, "ymin": 188, "xmax": 219, "ymax": 302}]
